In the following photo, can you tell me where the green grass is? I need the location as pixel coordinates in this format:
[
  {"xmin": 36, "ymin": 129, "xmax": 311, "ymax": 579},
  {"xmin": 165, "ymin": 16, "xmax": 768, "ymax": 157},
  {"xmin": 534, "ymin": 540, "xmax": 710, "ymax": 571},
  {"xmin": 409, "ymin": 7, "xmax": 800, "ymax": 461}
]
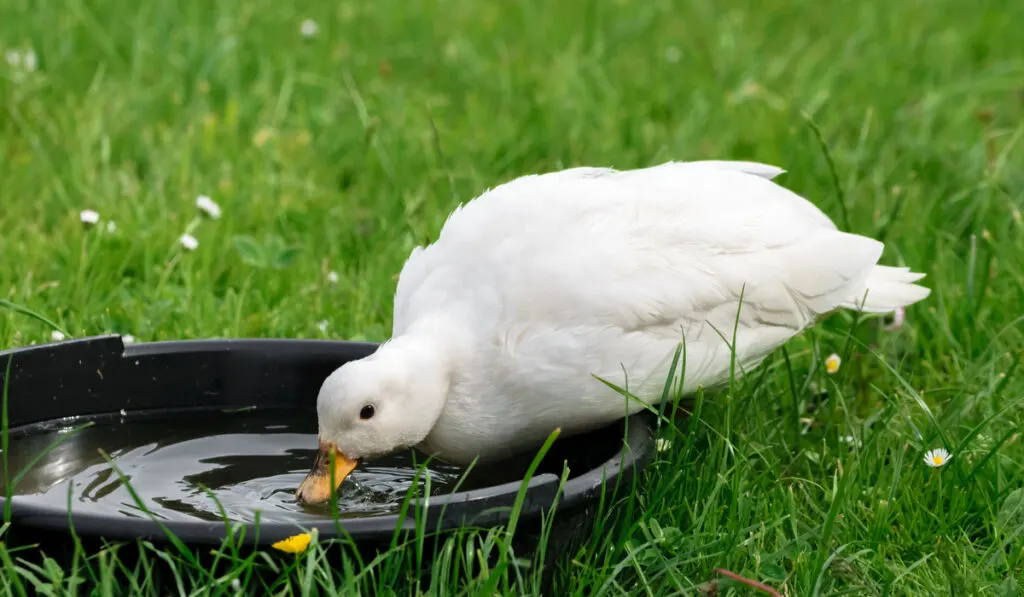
[{"xmin": 2, "ymin": 0, "xmax": 1024, "ymax": 593}]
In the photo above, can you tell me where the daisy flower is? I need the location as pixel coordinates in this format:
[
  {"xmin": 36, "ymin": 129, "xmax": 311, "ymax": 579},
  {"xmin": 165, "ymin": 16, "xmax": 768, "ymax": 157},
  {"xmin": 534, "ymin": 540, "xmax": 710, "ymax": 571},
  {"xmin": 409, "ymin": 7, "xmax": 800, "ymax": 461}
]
[
  {"xmin": 5, "ymin": 47, "xmax": 37, "ymax": 77},
  {"xmin": 924, "ymin": 448, "xmax": 952, "ymax": 468},
  {"xmin": 122, "ymin": 334, "xmax": 136, "ymax": 345},
  {"xmin": 300, "ymin": 19, "xmax": 318, "ymax": 37},
  {"xmin": 326, "ymin": 271, "xmax": 340, "ymax": 284},
  {"xmin": 824, "ymin": 353, "xmax": 841, "ymax": 375},
  {"xmin": 80, "ymin": 209, "xmax": 100, "ymax": 227},
  {"xmin": 50, "ymin": 330, "xmax": 66, "ymax": 342},
  {"xmin": 20, "ymin": 49, "xmax": 37, "ymax": 72},
  {"xmin": 196, "ymin": 195, "xmax": 221, "ymax": 219},
  {"xmin": 180, "ymin": 233, "xmax": 199, "ymax": 251},
  {"xmin": 317, "ymin": 320, "xmax": 328, "ymax": 333}
]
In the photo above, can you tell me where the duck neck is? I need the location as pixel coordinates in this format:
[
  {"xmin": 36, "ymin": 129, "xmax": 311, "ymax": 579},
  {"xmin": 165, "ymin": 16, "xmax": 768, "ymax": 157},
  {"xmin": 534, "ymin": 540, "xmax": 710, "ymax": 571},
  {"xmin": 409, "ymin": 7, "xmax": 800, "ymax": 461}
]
[{"xmin": 372, "ymin": 315, "xmax": 467, "ymax": 442}]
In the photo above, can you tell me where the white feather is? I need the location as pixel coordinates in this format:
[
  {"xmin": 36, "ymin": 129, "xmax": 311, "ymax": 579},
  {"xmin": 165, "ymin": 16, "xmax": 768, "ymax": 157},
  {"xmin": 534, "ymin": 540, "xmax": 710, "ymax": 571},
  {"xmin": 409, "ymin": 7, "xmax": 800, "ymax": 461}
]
[{"xmin": 325, "ymin": 160, "xmax": 931, "ymax": 466}]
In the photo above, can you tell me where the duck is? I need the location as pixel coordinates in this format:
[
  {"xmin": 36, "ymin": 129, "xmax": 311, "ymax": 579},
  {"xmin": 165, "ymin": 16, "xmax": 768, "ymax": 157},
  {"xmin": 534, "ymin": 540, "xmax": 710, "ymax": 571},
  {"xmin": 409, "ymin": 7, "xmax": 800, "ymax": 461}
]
[{"xmin": 295, "ymin": 160, "xmax": 930, "ymax": 504}]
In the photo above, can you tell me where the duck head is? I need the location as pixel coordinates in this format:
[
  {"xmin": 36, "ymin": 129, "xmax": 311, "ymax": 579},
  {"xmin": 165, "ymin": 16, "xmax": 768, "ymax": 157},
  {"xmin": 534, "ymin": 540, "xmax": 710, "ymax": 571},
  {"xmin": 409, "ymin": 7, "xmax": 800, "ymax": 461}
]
[{"xmin": 295, "ymin": 335, "xmax": 452, "ymax": 505}]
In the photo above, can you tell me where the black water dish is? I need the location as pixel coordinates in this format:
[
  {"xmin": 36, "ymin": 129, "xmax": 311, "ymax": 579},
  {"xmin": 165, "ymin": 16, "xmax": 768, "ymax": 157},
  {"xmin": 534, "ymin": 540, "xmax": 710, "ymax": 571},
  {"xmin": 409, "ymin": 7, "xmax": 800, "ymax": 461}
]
[{"xmin": 0, "ymin": 335, "xmax": 655, "ymax": 558}]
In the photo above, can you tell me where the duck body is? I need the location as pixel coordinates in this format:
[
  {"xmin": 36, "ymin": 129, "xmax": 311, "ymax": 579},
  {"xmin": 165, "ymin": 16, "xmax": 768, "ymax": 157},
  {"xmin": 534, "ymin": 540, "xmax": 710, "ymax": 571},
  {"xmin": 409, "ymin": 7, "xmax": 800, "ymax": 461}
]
[{"xmin": 387, "ymin": 160, "xmax": 929, "ymax": 465}]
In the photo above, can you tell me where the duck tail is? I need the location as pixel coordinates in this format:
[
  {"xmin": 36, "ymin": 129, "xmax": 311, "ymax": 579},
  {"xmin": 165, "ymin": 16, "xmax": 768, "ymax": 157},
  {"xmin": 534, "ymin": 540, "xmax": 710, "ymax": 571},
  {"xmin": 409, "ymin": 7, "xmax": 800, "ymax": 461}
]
[{"xmin": 841, "ymin": 265, "xmax": 931, "ymax": 313}]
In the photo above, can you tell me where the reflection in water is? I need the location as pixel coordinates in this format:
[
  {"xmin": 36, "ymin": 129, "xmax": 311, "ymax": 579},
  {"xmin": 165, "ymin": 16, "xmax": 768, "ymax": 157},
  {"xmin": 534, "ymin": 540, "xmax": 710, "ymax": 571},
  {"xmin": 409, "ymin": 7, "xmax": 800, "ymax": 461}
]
[{"xmin": 0, "ymin": 410, "xmax": 467, "ymax": 524}]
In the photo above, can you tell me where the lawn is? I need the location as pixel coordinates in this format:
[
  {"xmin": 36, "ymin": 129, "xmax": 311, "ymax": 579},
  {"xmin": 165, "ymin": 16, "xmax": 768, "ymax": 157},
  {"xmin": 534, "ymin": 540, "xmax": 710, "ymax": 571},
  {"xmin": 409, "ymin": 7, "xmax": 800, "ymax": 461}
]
[{"xmin": 2, "ymin": 0, "xmax": 1024, "ymax": 594}]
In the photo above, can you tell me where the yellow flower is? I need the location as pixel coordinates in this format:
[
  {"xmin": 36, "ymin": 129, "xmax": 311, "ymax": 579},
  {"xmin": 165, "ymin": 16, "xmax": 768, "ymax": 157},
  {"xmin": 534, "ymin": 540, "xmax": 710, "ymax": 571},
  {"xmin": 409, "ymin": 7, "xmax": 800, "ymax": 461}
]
[
  {"xmin": 252, "ymin": 126, "xmax": 276, "ymax": 148},
  {"xmin": 272, "ymin": 532, "xmax": 312, "ymax": 554},
  {"xmin": 825, "ymin": 353, "xmax": 841, "ymax": 375}
]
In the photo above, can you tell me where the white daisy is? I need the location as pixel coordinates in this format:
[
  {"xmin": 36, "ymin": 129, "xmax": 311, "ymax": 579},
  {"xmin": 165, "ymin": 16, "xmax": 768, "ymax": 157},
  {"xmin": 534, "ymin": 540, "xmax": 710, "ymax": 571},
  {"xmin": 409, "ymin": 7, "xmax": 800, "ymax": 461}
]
[
  {"xmin": 50, "ymin": 330, "xmax": 65, "ymax": 342},
  {"xmin": 327, "ymin": 271, "xmax": 340, "ymax": 284},
  {"xmin": 300, "ymin": 19, "xmax": 318, "ymax": 37},
  {"xmin": 21, "ymin": 48, "xmax": 37, "ymax": 72},
  {"xmin": 317, "ymin": 320, "xmax": 328, "ymax": 333},
  {"xmin": 80, "ymin": 209, "xmax": 100, "ymax": 227},
  {"xmin": 825, "ymin": 353, "xmax": 841, "ymax": 375},
  {"xmin": 196, "ymin": 195, "xmax": 221, "ymax": 219},
  {"xmin": 924, "ymin": 448, "xmax": 952, "ymax": 468},
  {"xmin": 122, "ymin": 334, "xmax": 136, "ymax": 344},
  {"xmin": 5, "ymin": 48, "xmax": 37, "ymax": 73},
  {"xmin": 179, "ymin": 233, "xmax": 199, "ymax": 251}
]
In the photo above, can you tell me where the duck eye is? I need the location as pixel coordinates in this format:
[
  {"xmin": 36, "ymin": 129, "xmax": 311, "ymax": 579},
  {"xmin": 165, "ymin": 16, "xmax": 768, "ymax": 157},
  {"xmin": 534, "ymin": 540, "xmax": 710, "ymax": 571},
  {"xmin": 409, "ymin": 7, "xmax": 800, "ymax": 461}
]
[{"xmin": 359, "ymin": 404, "xmax": 375, "ymax": 420}]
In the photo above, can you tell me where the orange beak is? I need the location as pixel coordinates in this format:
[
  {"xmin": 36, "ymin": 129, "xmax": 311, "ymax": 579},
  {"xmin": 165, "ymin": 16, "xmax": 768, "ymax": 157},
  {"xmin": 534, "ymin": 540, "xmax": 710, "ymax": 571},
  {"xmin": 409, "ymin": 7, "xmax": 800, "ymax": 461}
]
[{"xmin": 295, "ymin": 439, "xmax": 358, "ymax": 505}]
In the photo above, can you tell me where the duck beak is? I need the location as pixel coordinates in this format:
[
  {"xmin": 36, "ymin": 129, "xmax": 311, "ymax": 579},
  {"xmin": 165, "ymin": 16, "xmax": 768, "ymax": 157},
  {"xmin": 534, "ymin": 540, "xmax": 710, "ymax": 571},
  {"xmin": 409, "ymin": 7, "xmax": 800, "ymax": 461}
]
[{"xmin": 295, "ymin": 439, "xmax": 358, "ymax": 505}]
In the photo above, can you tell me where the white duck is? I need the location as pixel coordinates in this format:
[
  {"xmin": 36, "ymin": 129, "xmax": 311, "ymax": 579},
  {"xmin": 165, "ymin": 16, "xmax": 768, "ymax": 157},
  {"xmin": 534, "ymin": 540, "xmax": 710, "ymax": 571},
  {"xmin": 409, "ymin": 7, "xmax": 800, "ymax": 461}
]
[{"xmin": 296, "ymin": 160, "xmax": 930, "ymax": 504}]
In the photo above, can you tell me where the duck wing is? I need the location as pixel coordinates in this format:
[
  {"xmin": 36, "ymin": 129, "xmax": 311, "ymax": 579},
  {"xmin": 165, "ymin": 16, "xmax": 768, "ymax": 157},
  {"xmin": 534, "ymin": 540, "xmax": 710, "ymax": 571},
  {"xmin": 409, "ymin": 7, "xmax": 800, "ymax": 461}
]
[{"xmin": 393, "ymin": 161, "xmax": 927, "ymax": 393}]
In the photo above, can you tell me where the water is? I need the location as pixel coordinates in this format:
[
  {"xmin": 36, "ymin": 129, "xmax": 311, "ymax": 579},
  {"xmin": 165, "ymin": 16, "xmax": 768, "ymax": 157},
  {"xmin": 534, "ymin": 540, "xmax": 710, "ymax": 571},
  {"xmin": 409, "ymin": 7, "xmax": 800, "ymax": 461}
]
[{"xmin": 0, "ymin": 409, "xmax": 469, "ymax": 524}]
